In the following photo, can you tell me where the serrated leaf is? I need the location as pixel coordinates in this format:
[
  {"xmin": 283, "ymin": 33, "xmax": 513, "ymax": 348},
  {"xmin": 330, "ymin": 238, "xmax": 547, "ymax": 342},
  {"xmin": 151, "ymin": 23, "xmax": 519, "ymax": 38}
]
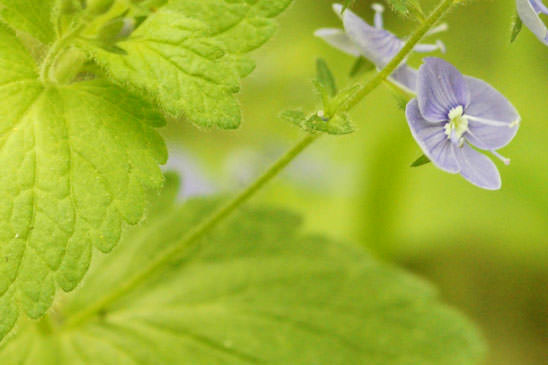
[
  {"xmin": 282, "ymin": 110, "xmax": 354, "ymax": 135},
  {"xmin": 0, "ymin": 0, "xmax": 56, "ymax": 44},
  {"xmin": 385, "ymin": 0, "xmax": 424, "ymax": 21},
  {"xmin": 280, "ymin": 109, "xmax": 308, "ymax": 126},
  {"xmin": 411, "ymin": 154, "xmax": 431, "ymax": 167},
  {"xmin": 511, "ymin": 12, "xmax": 523, "ymax": 43},
  {"xmin": 311, "ymin": 113, "xmax": 354, "ymax": 135},
  {"xmin": 0, "ymin": 188, "xmax": 485, "ymax": 363},
  {"xmin": 0, "ymin": 26, "xmax": 167, "ymax": 341},
  {"xmin": 82, "ymin": 0, "xmax": 293, "ymax": 129}
]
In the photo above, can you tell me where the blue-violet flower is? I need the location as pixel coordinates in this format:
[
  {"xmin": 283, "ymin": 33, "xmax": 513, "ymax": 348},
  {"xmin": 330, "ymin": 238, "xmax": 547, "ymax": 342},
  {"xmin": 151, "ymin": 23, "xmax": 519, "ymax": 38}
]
[
  {"xmin": 315, "ymin": 3, "xmax": 446, "ymax": 93},
  {"xmin": 406, "ymin": 58, "xmax": 520, "ymax": 190},
  {"xmin": 517, "ymin": 0, "xmax": 548, "ymax": 45}
]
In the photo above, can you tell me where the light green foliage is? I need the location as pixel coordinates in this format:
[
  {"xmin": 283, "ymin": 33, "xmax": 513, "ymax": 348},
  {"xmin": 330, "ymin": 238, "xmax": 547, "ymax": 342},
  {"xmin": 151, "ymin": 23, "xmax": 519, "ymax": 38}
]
[
  {"xmin": 0, "ymin": 25, "xmax": 166, "ymax": 341},
  {"xmin": 316, "ymin": 58, "xmax": 337, "ymax": 97},
  {"xmin": 0, "ymin": 0, "xmax": 56, "ymax": 43},
  {"xmin": 84, "ymin": 0, "xmax": 293, "ymax": 128},
  {"xmin": 0, "ymin": 176, "xmax": 485, "ymax": 364},
  {"xmin": 282, "ymin": 110, "xmax": 354, "ymax": 135}
]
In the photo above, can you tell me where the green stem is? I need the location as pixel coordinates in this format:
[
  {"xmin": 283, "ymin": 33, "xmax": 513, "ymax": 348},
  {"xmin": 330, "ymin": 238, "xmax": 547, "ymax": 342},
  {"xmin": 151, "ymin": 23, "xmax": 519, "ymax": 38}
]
[
  {"xmin": 344, "ymin": 0, "xmax": 456, "ymax": 111},
  {"xmin": 63, "ymin": 134, "xmax": 320, "ymax": 329},
  {"xmin": 62, "ymin": 0, "xmax": 456, "ymax": 329}
]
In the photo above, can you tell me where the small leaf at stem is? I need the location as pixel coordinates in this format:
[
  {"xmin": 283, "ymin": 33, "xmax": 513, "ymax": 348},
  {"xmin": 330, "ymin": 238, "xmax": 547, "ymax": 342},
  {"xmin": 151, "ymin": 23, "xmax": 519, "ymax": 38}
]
[
  {"xmin": 510, "ymin": 13, "xmax": 523, "ymax": 43},
  {"xmin": 411, "ymin": 154, "xmax": 431, "ymax": 167},
  {"xmin": 316, "ymin": 58, "xmax": 337, "ymax": 97},
  {"xmin": 342, "ymin": 0, "xmax": 356, "ymax": 12},
  {"xmin": 349, "ymin": 56, "xmax": 375, "ymax": 78}
]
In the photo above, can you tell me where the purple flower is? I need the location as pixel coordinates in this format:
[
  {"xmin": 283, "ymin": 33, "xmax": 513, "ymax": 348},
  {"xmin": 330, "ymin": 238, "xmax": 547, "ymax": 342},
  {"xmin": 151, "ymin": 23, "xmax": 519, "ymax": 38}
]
[
  {"xmin": 406, "ymin": 58, "xmax": 520, "ymax": 190},
  {"xmin": 315, "ymin": 3, "xmax": 446, "ymax": 93},
  {"xmin": 517, "ymin": 0, "xmax": 548, "ymax": 45}
]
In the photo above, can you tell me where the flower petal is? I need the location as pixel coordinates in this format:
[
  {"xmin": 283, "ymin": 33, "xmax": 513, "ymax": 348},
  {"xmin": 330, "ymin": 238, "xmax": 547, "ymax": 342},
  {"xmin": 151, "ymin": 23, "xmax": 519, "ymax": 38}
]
[
  {"xmin": 464, "ymin": 76, "xmax": 520, "ymax": 150},
  {"xmin": 389, "ymin": 65, "xmax": 418, "ymax": 94},
  {"xmin": 530, "ymin": 0, "xmax": 548, "ymax": 13},
  {"xmin": 341, "ymin": 6, "xmax": 404, "ymax": 67},
  {"xmin": 314, "ymin": 28, "xmax": 362, "ymax": 56},
  {"xmin": 406, "ymin": 98, "xmax": 459, "ymax": 173},
  {"xmin": 454, "ymin": 144, "xmax": 501, "ymax": 190},
  {"xmin": 516, "ymin": 0, "xmax": 548, "ymax": 45},
  {"xmin": 417, "ymin": 58, "xmax": 471, "ymax": 122}
]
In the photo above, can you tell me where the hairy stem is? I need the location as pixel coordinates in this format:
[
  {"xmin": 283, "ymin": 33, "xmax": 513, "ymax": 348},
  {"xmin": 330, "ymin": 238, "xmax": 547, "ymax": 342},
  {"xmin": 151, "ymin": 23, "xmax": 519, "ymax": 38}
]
[{"xmin": 62, "ymin": 0, "xmax": 456, "ymax": 328}]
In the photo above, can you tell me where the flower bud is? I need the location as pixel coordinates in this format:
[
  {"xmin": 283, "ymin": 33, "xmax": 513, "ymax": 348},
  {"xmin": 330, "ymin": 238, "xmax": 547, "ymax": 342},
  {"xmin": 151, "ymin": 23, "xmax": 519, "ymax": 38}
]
[
  {"xmin": 97, "ymin": 17, "xmax": 136, "ymax": 44},
  {"xmin": 87, "ymin": 0, "xmax": 115, "ymax": 15},
  {"xmin": 58, "ymin": 0, "xmax": 81, "ymax": 14}
]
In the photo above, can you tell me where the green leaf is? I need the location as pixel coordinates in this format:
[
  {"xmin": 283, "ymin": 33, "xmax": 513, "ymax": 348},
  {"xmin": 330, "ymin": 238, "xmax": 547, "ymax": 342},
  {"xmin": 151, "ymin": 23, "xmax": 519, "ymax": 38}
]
[
  {"xmin": 349, "ymin": 56, "xmax": 375, "ymax": 78},
  {"xmin": 316, "ymin": 58, "xmax": 337, "ymax": 97},
  {"xmin": 511, "ymin": 13, "xmax": 523, "ymax": 43},
  {"xmin": 411, "ymin": 154, "xmax": 431, "ymax": 167},
  {"xmin": 280, "ymin": 109, "xmax": 308, "ymax": 125},
  {"xmin": 0, "ymin": 188, "xmax": 485, "ymax": 363},
  {"xmin": 82, "ymin": 0, "xmax": 293, "ymax": 128},
  {"xmin": 0, "ymin": 26, "xmax": 167, "ymax": 341},
  {"xmin": 342, "ymin": 0, "xmax": 357, "ymax": 12},
  {"xmin": 0, "ymin": 0, "xmax": 56, "ymax": 43}
]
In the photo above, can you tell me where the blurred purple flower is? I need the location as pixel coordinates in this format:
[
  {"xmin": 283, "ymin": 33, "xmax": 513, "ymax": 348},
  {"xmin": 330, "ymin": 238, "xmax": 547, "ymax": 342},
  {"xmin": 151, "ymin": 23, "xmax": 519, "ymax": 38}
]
[
  {"xmin": 406, "ymin": 58, "xmax": 520, "ymax": 190},
  {"xmin": 517, "ymin": 0, "xmax": 548, "ymax": 45},
  {"xmin": 164, "ymin": 149, "xmax": 216, "ymax": 199},
  {"xmin": 315, "ymin": 3, "xmax": 446, "ymax": 93}
]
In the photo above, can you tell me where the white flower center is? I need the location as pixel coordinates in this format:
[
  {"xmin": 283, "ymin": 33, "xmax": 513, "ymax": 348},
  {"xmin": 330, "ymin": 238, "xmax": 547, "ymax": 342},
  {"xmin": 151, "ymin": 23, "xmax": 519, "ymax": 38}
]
[{"xmin": 444, "ymin": 106, "xmax": 469, "ymax": 147}]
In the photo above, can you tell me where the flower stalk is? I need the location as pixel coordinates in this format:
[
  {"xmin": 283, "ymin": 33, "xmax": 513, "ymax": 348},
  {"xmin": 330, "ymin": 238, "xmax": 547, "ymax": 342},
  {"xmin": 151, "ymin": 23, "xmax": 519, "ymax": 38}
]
[{"xmin": 61, "ymin": 0, "xmax": 458, "ymax": 329}]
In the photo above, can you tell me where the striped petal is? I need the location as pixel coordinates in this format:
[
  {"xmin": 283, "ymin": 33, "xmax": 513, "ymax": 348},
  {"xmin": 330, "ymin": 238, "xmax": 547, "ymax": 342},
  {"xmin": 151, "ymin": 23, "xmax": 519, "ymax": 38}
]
[
  {"xmin": 454, "ymin": 144, "xmax": 501, "ymax": 190},
  {"xmin": 406, "ymin": 99, "xmax": 459, "ymax": 173},
  {"xmin": 464, "ymin": 76, "xmax": 520, "ymax": 150},
  {"xmin": 314, "ymin": 28, "xmax": 362, "ymax": 56},
  {"xmin": 340, "ymin": 5, "xmax": 404, "ymax": 67},
  {"xmin": 417, "ymin": 58, "xmax": 471, "ymax": 122},
  {"xmin": 517, "ymin": 0, "xmax": 548, "ymax": 45}
]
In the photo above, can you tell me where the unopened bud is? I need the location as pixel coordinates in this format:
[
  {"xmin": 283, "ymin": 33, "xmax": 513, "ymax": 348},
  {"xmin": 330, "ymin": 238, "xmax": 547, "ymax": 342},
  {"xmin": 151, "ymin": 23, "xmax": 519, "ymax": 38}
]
[
  {"xmin": 87, "ymin": 0, "xmax": 115, "ymax": 15},
  {"xmin": 58, "ymin": 0, "xmax": 81, "ymax": 14},
  {"xmin": 97, "ymin": 17, "xmax": 135, "ymax": 44}
]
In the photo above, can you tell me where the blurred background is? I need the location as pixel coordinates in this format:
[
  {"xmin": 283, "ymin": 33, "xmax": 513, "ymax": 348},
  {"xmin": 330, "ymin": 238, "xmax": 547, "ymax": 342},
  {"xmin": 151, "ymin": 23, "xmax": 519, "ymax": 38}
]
[{"xmin": 163, "ymin": 1, "xmax": 547, "ymax": 364}]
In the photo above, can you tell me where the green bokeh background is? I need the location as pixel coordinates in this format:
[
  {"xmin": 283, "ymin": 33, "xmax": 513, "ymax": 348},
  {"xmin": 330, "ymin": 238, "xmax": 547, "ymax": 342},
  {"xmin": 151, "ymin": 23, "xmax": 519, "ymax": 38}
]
[{"xmin": 165, "ymin": 1, "xmax": 547, "ymax": 364}]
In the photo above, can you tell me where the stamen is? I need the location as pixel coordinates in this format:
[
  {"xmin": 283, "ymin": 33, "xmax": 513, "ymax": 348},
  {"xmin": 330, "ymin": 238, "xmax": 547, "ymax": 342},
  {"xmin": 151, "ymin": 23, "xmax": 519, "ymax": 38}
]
[
  {"xmin": 414, "ymin": 40, "xmax": 446, "ymax": 53},
  {"xmin": 465, "ymin": 115, "xmax": 520, "ymax": 128},
  {"xmin": 490, "ymin": 150, "xmax": 511, "ymax": 165},
  {"xmin": 372, "ymin": 3, "xmax": 384, "ymax": 29},
  {"xmin": 425, "ymin": 23, "xmax": 449, "ymax": 36},
  {"xmin": 445, "ymin": 106, "xmax": 469, "ymax": 146}
]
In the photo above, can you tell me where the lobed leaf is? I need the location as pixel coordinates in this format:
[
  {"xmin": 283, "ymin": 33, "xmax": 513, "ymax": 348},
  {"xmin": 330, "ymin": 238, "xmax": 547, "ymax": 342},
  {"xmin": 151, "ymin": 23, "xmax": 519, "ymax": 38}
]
[
  {"xmin": 0, "ymin": 176, "xmax": 485, "ymax": 364},
  {"xmin": 282, "ymin": 110, "xmax": 354, "ymax": 135},
  {"xmin": 0, "ymin": 25, "xmax": 167, "ymax": 341},
  {"xmin": 0, "ymin": 0, "xmax": 56, "ymax": 44},
  {"xmin": 83, "ymin": 0, "xmax": 293, "ymax": 129}
]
